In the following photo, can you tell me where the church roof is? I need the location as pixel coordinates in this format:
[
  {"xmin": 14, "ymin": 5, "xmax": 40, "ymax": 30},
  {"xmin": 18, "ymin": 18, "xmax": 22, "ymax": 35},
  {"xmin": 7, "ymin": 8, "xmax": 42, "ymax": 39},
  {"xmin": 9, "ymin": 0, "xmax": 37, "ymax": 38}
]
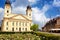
[
  {"xmin": 4, "ymin": 14, "xmax": 32, "ymax": 22},
  {"xmin": 27, "ymin": 5, "xmax": 31, "ymax": 9},
  {"xmin": 43, "ymin": 16, "xmax": 60, "ymax": 27}
]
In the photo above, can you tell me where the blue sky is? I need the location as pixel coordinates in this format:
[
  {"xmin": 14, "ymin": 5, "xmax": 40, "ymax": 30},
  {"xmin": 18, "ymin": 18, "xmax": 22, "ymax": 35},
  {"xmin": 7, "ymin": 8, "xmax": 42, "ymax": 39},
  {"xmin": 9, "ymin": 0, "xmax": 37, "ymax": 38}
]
[{"xmin": 0, "ymin": 0, "xmax": 60, "ymax": 29}]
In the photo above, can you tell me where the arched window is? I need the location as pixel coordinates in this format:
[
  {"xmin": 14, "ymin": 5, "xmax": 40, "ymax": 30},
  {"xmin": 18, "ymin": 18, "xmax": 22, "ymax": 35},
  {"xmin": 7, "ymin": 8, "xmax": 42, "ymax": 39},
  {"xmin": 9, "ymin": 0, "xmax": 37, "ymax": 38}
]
[
  {"xmin": 25, "ymin": 23, "xmax": 27, "ymax": 26},
  {"xmin": 16, "ymin": 28, "xmax": 18, "ymax": 30},
  {"xmin": 19, "ymin": 22, "xmax": 21, "ymax": 26},
  {"xmin": 15, "ymin": 22, "xmax": 18, "ymax": 26},
  {"xmin": 22, "ymin": 28, "xmax": 24, "ymax": 30},
  {"xmin": 12, "ymin": 22, "xmax": 14, "ymax": 26},
  {"xmin": 6, "ymin": 22, "xmax": 8, "ymax": 26},
  {"xmin": 19, "ymin": 28, "xmax": 21, "ymax": 31},
  {"xmin": 7, "ymin": 10, "xmax": 9, "ymax": 13},
  {"xmin": 6, "ymin": 27, "xmax": 8, "ymax": 30},
  {"xmin": 23, "ymin": 22, "xmax": 24, "ymax": 26},
  {"xmin": 12, "ymin": 27, "xmax": 14, "ymax": 31},
  {"xmin": 25, "ymin": 28, "xmax": 27, "ymax": 31}
]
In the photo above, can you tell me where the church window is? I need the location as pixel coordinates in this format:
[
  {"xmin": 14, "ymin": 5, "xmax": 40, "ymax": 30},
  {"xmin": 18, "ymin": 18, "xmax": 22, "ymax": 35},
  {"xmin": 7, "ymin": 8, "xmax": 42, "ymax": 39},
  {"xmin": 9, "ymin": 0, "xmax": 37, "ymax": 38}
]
[
  {"xmin": 6, "ymin": 22, "xmax": 8, "ymax": 26},
  {"xmin": 16, "ymin": 28, "xmax": 18, "ymax": 30},
  {"xmin": 12, "ymin": 27, "xmax": 14, "ymax": 31},
  {"xmin": 12, "ymin": 22, "xmax": 14, "ymax": 26},
  {"xmin": 16, "ymin": 22, "xmax": 18, "ymax": 26},
  {"xmin": 7, "ymin": 10, "xmax": 9, "ymax": 13},
  {"xmin": 23, "ymin": 22, "xmax": 24, "ymax": 26},
  {"xmin": 19, "ymin": 22, "xmax": 21, "ymax": 26},
  {"xmin": 25, "ymin": 23, "xmax": 27, "ymax": 26},
  {"xmin": 25, "ymin": 28, "xmax": 27, "ymax": 31},
  {"xmin": 19, "ymin": 28, "xmax": 21, "ymax": 31},
  {"xmin": 22, "ymin": 28, "xmax": 24, "ymax": 30},
  {"xmin": 6, "ymin": 27, "xmax": 8, "ymax": 30}
]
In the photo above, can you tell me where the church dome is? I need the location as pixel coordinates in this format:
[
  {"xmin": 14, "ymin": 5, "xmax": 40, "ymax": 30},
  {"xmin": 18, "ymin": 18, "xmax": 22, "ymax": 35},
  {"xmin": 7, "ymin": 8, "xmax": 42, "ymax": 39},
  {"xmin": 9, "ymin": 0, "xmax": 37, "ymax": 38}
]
[
  {"xmin": 27, "ymin": 5, "xmax": 31, "ymax": 9},
  {"xmin": 5, "ymin": 0, "xmax": 11, "ymax": 4}
]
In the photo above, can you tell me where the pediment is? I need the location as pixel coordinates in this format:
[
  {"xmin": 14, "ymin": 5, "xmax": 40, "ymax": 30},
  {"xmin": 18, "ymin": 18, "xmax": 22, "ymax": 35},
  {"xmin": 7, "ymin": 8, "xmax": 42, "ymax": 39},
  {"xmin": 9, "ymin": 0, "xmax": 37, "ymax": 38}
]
[{"xmin": 11, "ymin": 14, "xmax": 28, "ymax": 20}]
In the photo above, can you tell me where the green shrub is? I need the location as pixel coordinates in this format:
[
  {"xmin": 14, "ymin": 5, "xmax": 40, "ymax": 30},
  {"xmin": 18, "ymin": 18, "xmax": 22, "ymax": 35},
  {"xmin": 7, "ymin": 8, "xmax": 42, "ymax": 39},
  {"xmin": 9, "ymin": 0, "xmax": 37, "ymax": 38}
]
[
  {"xmin": 35, "ymin": 32, "xmax": 60, "ymax": 40},
  {"xmin": 0, "ymin": 32, "xmax": 40, "ymax": 40}
]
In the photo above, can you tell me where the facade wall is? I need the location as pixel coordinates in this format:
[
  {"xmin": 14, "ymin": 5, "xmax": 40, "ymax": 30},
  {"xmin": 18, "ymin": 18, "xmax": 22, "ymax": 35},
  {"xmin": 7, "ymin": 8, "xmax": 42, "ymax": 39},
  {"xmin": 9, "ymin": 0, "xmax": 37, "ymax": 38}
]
[
  {"xmin": 55, "ymin": 19, "xmax": 60, "ymax": 28},
  {"xmin": 2, "ymin": 18, "xmax": 32, "ymax": 32}
]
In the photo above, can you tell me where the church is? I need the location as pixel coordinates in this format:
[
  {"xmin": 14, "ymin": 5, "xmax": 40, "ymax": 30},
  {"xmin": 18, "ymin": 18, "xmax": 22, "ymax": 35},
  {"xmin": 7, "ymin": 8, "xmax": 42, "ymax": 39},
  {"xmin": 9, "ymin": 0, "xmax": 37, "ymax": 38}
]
[{"xmin": 1, "ymin": 0, "xmax": 33, "ymax": 32}]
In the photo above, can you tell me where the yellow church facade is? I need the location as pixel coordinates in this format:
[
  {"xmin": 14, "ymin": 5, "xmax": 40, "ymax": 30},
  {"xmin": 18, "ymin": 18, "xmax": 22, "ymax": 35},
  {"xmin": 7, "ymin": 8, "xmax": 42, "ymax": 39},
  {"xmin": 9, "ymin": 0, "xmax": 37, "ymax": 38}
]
[{"xmin": 1, "ymin": 0, "xmax": 33, "ymax": 32}]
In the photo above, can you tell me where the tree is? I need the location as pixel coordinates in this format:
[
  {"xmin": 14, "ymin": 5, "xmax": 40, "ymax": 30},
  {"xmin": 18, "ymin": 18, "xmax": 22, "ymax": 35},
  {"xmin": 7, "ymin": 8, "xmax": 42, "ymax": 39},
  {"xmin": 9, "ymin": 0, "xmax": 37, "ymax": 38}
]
[{"xmin": 30, "ymin": 24, "xmax": 38, "ymax": 31}]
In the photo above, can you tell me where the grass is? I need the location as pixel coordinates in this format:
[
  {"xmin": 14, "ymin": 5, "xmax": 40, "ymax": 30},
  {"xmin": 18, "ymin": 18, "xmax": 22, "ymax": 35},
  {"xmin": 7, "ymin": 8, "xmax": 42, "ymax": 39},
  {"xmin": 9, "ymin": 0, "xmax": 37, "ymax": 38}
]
[
  {"xmin": 35, "ymin": 31, "xmax": 60, "ymax": 40},
  {"xmin": 0, "ymin": 32, "xmax": 40, "ymax": 40},
  {"xmin": 0, "ymin": 32, "xmax": 60, "ymax": 40}
]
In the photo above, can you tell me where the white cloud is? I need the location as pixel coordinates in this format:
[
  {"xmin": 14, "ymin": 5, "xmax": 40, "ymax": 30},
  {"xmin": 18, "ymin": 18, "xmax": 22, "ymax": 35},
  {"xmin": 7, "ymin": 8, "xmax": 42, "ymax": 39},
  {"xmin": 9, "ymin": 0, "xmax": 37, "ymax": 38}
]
[
  {"xmin": 11, "ymin": 0, "xmax": 39, "ymax": 14},
  {"xmin": 28, "ymin": 0, "xmax": 39, "ymax": 5},
  {"xmin": 11, "ymin": 0, "xmax": 28, "ymax": 14},
  {"xmin": 32, "ymin": 5, "xmax": 50, "ymax": 27},
  {"xmin": 28, "ymin": 0, "xmax": 36, "ymax": 2},
  {"xmin": 53, "ymin": 0, "xmax": 60, "ymax": 7},
  {"xmin": 56, "ymin": 15, "xmax": 60, "ymax": 17},
  {"xmin": 11, "ymin": 0, "xmax": 29, "ymax": 7},
  {"xmin": 0, "ymin": 8, "xmax": 4, "ymax": 13},
  {"xmin": 32, "ymin": 7, "xmax": 50, "ymax": 27},
  {"xmin": 28, "ymin": 0, "xmax": 38, "ymax": 3},
  {"xmin": 11, "ymin": 0, "xmax": 39, "ymax": 8},
  {"xmin": 0, "ymin": 8, "xmax": 4, "ymax": 20},
  {"xmin": 42, "ymin": 4, "xmax": 50, "ymax": 12},
  {"xmin": 12, "ymin": 6, "xmax": 26, "ymax": 14}
]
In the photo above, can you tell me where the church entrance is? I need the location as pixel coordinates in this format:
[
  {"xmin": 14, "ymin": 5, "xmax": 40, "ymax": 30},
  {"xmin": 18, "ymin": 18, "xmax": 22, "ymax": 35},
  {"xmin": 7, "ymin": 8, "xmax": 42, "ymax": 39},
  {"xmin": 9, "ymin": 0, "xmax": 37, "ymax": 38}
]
[
  {"xmin": 19, "ymin": 28, "xmax": 21, "ymax": 32},
  {"xmin": 12, "ymin": 27, "xmax": 14, "ymax": 32},
  {"xmin": 25, "ymin": 28, "xmax": 27, "ymax": 31}
]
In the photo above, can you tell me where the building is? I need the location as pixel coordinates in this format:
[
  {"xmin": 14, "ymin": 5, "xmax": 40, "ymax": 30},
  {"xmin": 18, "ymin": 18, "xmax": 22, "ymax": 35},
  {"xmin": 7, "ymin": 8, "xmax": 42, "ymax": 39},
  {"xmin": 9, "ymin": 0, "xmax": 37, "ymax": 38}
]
[
  {"xmin": 1, "ymin": 0, "xmax": 33, "ymax": 32},
  {"xmin": 42, "ymin": 17, "xmax": 60, "ymax": 32}
]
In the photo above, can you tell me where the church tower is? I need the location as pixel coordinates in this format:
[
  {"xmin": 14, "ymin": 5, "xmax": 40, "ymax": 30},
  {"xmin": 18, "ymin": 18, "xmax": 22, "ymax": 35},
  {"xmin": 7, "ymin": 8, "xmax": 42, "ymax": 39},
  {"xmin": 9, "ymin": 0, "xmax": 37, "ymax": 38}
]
[
  {"xmin": 4, "ymin": 0, "xmax": 11, "ymax": 17},
  {"xmin": 26, "ymin": 5, "xmax": 32, "ymax": 19}
]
